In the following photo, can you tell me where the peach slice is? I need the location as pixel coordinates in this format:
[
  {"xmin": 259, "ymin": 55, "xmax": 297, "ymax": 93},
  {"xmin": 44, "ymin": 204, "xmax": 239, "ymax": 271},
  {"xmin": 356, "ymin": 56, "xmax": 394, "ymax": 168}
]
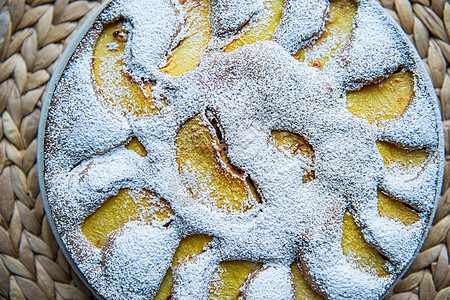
[
  {"xmin": 294, "ymin": 0, "xmax": 357, "ymax": 69},
  {"xmin": 291, "ymin": 262, "xmax": 323, "ymax": 299},
  {"xmin": 175, "ymin": 115, "xmax": 259, "ymax": 213},
  {"xmin": 93, "ymin": 4, "xmax": 210, "ymax": 115},
  {"xmin": 225, "ymin": 0, "xmax": 284, "ymax": 52},
  {"xmin": 155, "ymin": 234, "xmax": 213, "ymax": 299},
  {"xmin": 346, "ymin": 71, "xmax": 414, "ymax": 124},
  {"xmin": 162, "ymin": 0, "xmax": 211, "ymax": 76},
  {"xmin": 81, "ymin": 188, "xmax": 173, "ymax": 248},
  {"xmin": 377, "ymin": 191, "xmax": 419, "ymax": 226},
  {"xmin": 208, "ymin": 261, "xmax": 262, "ymax": 299},
  {"xmin": 271, "ymin": 130, "xmax": 315, "ymax": 183},
  {"xmin": 125, "ymin": 137, "xmax": 147, "ymax": 157},
  {"xmin": 82, "ymin": 139, "xmax": 167, "ymax": 247},
  {"xmin": 341, "ymin": 211, "xmax": 389, "ymax": 277},
  {"xmin": 93, "ymin": 22, "xmax": 159, "ymax": 117},
  {"xmin": 376, "ymin": 141, "xmax": 429, "ymax": 172},
  {"xmin": 172, "ymin": 234, "xmax": 214, "ymax": 265}
]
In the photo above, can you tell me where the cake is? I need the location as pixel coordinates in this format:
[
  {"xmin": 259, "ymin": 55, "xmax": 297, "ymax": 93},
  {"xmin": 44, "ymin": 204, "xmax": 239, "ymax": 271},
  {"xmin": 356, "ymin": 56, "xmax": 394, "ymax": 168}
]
[{"xmin": 38, "ymin": 0, "xmax": 445, "ymax": 299}]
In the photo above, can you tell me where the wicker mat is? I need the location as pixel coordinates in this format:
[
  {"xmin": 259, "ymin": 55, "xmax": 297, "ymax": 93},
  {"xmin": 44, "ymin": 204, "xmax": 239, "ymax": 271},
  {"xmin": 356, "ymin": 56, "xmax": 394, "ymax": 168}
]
[{"xmin": 0, "ymin": 0, "xmax": 449, "ymax": 299}]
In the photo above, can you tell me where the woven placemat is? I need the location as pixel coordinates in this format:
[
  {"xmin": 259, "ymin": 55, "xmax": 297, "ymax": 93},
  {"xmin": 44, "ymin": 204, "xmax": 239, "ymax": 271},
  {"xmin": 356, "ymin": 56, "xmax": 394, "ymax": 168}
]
[{"xmin": 0, "ymin": 0, "xmax": 449, "ymax": 299}]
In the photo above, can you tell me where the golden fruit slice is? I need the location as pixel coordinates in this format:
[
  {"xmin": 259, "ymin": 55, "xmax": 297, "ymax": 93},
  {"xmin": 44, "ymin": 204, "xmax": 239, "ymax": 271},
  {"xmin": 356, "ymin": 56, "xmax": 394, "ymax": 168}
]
[
  {"xmin": 154, "ymin": 271, "xmax": 173, "ymax": 300},
  {"xmin": 225, "ymin": 0, "xmax": 284, "ymax": 52},
  {"xmin": 155, "ymin": 234, "xmax": 213, "ymax": 299},
  {"xmin": 82, "ymin": 139, "xmax": 166, "ymax": 248},
  {"xmin": 93, "ymin": 22, "xmax": 159, "ymax": 117},
  {"xmin": 172, "ymin": 234, "xmax": 214, "ymax": 265},
  {"xmin": 208, "ymin": 261, "xmax": 262, "ymax": 299},
  {"xmin": 175, "ymin": 115, "xmax": 258, "ymax": 213},
  {"xmin": 82, "ymin": 189, "xmax": 173, "ymax": 248},
  {"xmin": 294, "ymin": 0, "xmax": 357, "ymax": 69},
  {"xmin": 125, "ymin": 137, "xmax": 147, "ymax": 157},
  {"xmin": 271, "ymin": 131, "xmax": 314, "ymax": 158},
  {"xmin": 376, "ymin": 141, "xmax": 429, "ymax": 172},
  {"xmin": 291, "ymin": 262, "xmax": 323, "ymax": 300},
  {"xmin": 346, "ymin": 71, "xmax": 414, "ymax": 124},
  {"xmin": 162, "ymin": 0, "xmax": 211, "ymax": 76},
  {"xmin": 378, "ymin": 191, "xmax": 419, "ymax": 226},
  {"xmin": 271, "ymin": 130, "xmax": 315, "ymax": 182},
  {"xmin": 341, "ymin": 211, "xmax": 389, "ymax": 277}
]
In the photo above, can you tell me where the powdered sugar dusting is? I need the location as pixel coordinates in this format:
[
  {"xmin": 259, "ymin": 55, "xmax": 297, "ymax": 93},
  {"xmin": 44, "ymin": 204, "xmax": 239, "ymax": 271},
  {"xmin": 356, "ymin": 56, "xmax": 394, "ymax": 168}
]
[
  {"xmin": 102, "ymin": 222, "xmax": 180, "ymax": 299},
  {"xmin": 41, "ymin": 0, "xmax": 444, "ymax": 299},
  {"xmin": 101, "ymin": 0, "xmax": 185, "ymax": 81},
  {"xmin": 44, "ymin": 31, "xmax": 131, "ymax": 176},
  {"xmin": 210, "ymin": 0, "xmax": 264, "ymax": 37},
  {"xmin": 272, "ymin": 0, "xmax": 328, "ymax": 54},
  {"xmin": 172, "ymin": 250, "xmax": 221, "ymax": 299},
  {"xmin": 327, "ymin": 0, "xmax": 411, "ymax": 90},
  {"xmin": 243, "ymin": 265, "xmax": 295, "ymax": 299}
]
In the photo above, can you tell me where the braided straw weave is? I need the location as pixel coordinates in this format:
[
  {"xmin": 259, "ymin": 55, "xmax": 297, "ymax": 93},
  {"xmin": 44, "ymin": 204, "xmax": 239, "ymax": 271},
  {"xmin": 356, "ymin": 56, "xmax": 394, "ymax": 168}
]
[{"xmin": 0, "ymin": 0, "xmax": 449, "ymax": 299}]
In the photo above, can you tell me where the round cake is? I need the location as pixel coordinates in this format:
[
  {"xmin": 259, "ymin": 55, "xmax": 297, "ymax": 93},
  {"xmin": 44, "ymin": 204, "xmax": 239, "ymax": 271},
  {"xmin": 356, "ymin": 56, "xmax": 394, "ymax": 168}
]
[{"xmin": 38, "ymin": 0, "xmax": 445, "ymax": 299}]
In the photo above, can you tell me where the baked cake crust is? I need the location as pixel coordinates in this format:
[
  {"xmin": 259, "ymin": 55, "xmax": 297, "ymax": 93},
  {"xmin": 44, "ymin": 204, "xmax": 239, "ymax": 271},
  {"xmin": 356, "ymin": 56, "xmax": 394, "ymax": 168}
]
[{"xmin": 38, "ymin": 0, "xmax": 445, "ymax": 299}]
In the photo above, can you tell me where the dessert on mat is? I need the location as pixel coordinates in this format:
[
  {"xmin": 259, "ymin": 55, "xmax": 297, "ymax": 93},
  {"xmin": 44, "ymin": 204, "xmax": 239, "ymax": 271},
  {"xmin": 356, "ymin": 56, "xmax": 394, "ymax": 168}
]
[{"xmin": 38, "ymin": 0, "xmax": 445, "ymax": 299}]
